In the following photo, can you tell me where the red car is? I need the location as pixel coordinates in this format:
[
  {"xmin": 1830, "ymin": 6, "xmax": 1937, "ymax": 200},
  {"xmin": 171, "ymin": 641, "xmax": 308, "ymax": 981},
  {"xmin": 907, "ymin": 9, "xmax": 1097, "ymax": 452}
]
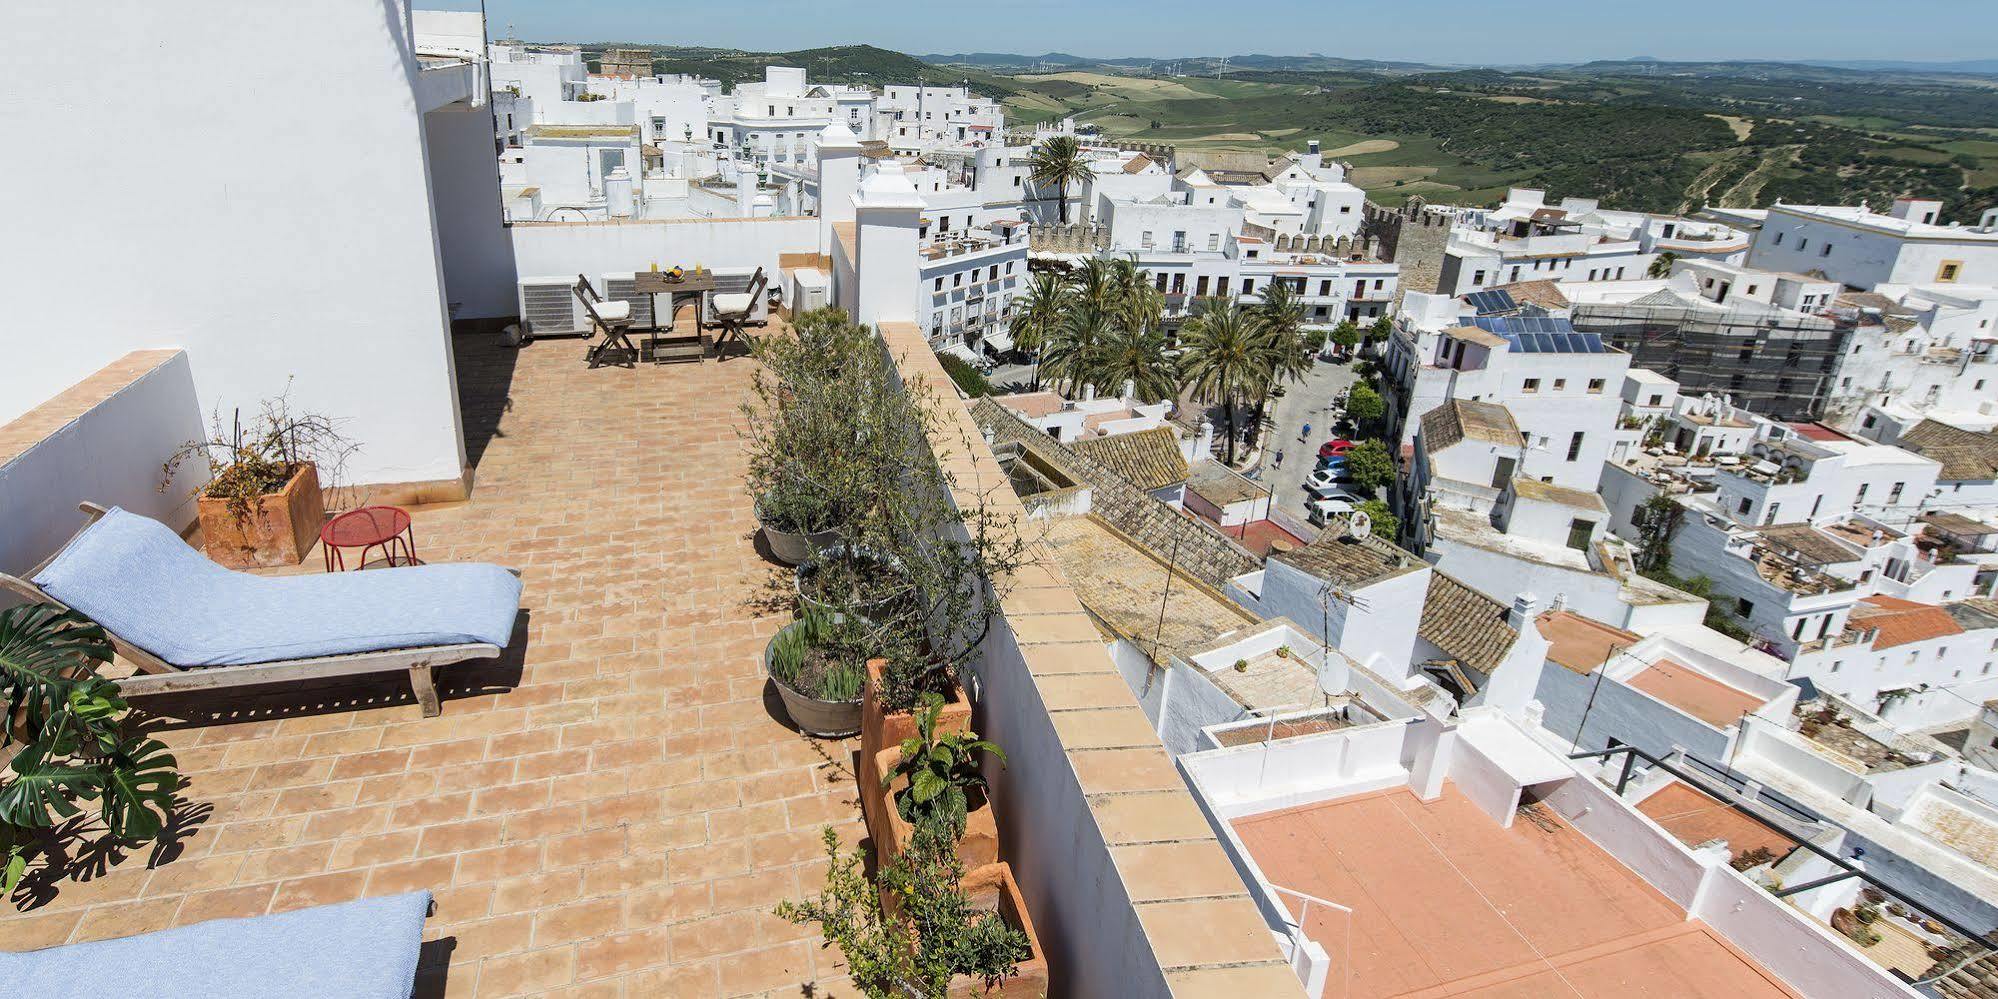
[{"xmin": 1317, "ymin": 439, "xmax": 1356, "ymax": 459}]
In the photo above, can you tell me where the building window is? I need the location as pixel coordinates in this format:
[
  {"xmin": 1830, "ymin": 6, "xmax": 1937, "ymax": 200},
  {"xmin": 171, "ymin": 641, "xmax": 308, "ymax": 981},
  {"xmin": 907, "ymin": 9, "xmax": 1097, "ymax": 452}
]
[
  {"xmin": 1773, "ymin": 231, "xmax": 1785, "ymax": 246},
  {"xmin": 1216, "ymin": 276, "xmax": 1230, "ymax": 295},
  {"xmin": 1472, "ymin": 270, "xmax": 1486, "ymax": 285},
  {"xmin": 1319, "ymin": 280, "xmax": 1332, "ymax": 296},
  {"xmin": 1797, "ymin": 238, "xmax": 1809, "ymax": 252},
  {"xmin": 1831, "ymin": 660, "xmax": 1841, "ymax": 673},
  {"xmin": 1587, "ymin": 378, "xmax": 1605, "ymax": 393},
  {"xmin": 1888, "ymin": 482, "xmax": 1904, "ymax": 504},
  {"xmin": 934, "ymin": 277, "xmax": 943, "ymax": 291},
  {"xmin": 1820, "ymin": 244, "xmax": 1832, "ymax": 257},
  {"xmin": 1196, "ymin": 276, "xmax": 1210, "ymax": 296},
  {"xmin": 1737, "ymin": 597, "xmax": 1755, "ymax": 617},
  {"xmin": 1856, "ymin": 483, "xmax": 1869, "ymax": 504},
  {"xmin": 1241, "ymin": 279, "xmax": 1254, "ymax": 294},
  {"xmin": 1553, "ymin": 379, "xmax": 1567, "ymax": 391},
  {"xmin": 1647, "ymin": 394, "xmax": 1662, "ymax": 405},
  {"xmin": 1737, "ymin": 497, "xmax": 1752, "ymax": 515},
  {"xmin": 1522, "ymin": 378, "xmax": 1540, "ymax": 394},
  {"xmin": 1566, "ymin": 432, "xmax": 1585, "ymax": 461},
  {"xmin": 1207, "ymin": 233, "xmax": 1220, "ymax": 251},
  {"xmin": 1764, "ymin": 502, "xmax": 1780, "ymax": 525},
  {"xmin": 1939, "ymin": 261, "xmax": 1963, "ymax": 282}
]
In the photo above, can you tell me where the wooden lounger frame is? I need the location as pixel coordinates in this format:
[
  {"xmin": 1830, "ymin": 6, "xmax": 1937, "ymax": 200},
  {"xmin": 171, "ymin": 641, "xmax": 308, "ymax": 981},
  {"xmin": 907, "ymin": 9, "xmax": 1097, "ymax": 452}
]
[{"xmin": 0, "ymin": 503, "xmax": 516, "ymax": 717}]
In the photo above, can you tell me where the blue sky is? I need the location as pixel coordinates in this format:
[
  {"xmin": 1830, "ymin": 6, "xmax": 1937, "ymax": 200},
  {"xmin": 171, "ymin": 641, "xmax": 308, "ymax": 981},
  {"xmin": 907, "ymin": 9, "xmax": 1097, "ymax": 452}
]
[{"xmin": 434, "ymin": 0, "xmax": 1998, "ymax": 64}]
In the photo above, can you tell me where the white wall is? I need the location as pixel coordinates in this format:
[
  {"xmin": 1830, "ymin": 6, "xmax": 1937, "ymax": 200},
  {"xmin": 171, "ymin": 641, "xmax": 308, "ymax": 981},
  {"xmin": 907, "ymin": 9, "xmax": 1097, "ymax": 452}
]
[
  {"xmin": 425, "ymin": 105, "xmax": 519, "ymax": 319},
  {"xmin": 509, "ymin": 217, "xmax": 825, "ymax": 282},
  {"xmin": 0, "ymin": 352, "xmax": 207, "ymax": 582},
  {"xmin": 4, "ymin": 1, "xmax": 472, "ymax": 487}
]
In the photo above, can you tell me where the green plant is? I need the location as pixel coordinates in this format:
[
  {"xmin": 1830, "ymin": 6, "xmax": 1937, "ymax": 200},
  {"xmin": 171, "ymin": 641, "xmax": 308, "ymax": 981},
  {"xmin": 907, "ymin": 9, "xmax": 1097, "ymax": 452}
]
[
  {"xmin": 161, "ymin": 391, "xmax": 355, "ymax": 525},
  {"xmin": 1342, "ymin": 440, "xmax": 1396, "ymax": 492},
  {"xmin": 768, "ymin": 606, "xmax": 868, "ymax": 703},
  {"xmin": 1028, "ymin": 135, "xmax": 1092, "ymax": 224},
  {"xmin": 776, "ymin": 823, "xmax": 1029, "ymax": 997},
  {"xmin": 1632, "ymin": 494, "xmax": 1684, "ymax": 575},
  {"xmin": 1233, "ymin": 658, "xmax": 1249, "ymax": 673},
  {"xmin": 0, "ymin": 606, "xmax": 181, "ymax": 893},
  {"xmin": 937, "ymin": 352, "xmax": 992, "ymax": 397},
  {"xmin": 1344, "ymin": 382, "xmax": 1386, "ymax": 429},
  {"xmin": 887, "ymin": 694, "xmax": 1005, "ymax": 839}
]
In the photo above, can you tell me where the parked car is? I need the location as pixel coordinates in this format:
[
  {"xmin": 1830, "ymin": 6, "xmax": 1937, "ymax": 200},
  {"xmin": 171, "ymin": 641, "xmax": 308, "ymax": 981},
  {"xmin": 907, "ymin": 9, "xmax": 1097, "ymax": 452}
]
[
  {"xmin": 1304, "ymin": 469, "xmax": 1359, "ymax": 498},
  {"xmin": 1316, "ymin": 453, "xmax": 1347, "ymax": 471},
  {"xmin": 1317, "ymin": 439, "xmax": 1356, "ymax": 459},
  {"xmin": 1306, "ymin": 496, "xmax": 1367, "ymax": 526}
]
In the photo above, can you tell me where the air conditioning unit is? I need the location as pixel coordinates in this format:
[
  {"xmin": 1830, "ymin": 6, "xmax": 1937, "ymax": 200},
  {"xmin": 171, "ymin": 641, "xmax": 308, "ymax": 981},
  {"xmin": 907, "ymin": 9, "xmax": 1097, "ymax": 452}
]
[
  {"xmin": 788, "ymin": 267, "xmax": 829, "ymax": 314},
  {"xmin": 517, "ymin": 276, "xmax": 586, "ymax": 339},
  {"xmin": 600, "ymin": 272, "xmax": 657, "ymax": 328}
]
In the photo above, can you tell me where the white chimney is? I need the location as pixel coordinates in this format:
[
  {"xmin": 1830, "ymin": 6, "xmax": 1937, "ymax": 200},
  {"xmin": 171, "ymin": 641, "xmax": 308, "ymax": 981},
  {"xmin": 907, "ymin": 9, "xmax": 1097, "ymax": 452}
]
[
  {"xmin": 735, "ymin": 171, "xmax": 755, "ymax": 217},
  {"xmin": 604, "ymin": 167, "xmax": 634, "ymax": 218},
  {"xmin": 1508, "ymin": 592, "xmax": 1540, "ymax": 629},
  {"xmin": 1549, "ymin": 593, "xmax": 1568, "ymax": 613},
  {"xmin": 1082, "ymin": 383, "xmax": 1097, "ymax": 402},
  {"xmin": 1194, "ymin": 418, "xmax": 1215, "ymax": 459},
  {"xmin": 1121, "ymin": 378, "xmax": 1135, "ymax": 402}
]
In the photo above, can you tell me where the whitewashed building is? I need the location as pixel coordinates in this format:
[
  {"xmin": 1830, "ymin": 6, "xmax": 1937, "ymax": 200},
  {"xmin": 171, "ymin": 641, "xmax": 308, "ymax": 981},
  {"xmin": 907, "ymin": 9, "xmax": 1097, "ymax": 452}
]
[
  {"xmin": 1747, "ymin": 199, "xmax": 1998, "ymax": 291},
  {"xmin": 1436, "ymin": 187, "xmax": 1751, "ymax": 297}
]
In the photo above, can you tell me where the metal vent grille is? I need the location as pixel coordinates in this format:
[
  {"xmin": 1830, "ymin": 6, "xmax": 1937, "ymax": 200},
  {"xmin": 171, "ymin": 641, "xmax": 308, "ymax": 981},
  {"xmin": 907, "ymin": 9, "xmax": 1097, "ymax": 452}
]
[
  {"xmin": 601, "ymin": 274, "xmax": 655, "ymax": 328},
  {"xmin": 520, "ymin": 280, "xmax": 582, "ymax": 335}
]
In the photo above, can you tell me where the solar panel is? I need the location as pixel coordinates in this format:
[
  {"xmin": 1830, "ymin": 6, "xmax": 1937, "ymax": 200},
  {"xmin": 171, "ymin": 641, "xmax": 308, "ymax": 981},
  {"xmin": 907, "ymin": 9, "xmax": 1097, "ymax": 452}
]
[
  {"xmin": 1466, "ymin": 290, "xmax": 1517, "ymax": 316},
  {"xmin": 1466, "ymin": 316, "xmax": 1603, "ymax": 352}
]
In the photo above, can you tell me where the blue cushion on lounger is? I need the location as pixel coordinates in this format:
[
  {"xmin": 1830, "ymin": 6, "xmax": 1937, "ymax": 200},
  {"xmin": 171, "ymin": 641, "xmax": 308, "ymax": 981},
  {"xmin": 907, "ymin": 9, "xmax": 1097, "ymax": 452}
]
[
  {"xmin": 33, "ymin": 507, "xmax": 521, "ymax": 667},
  {"xmin": 0, "ymin": 890, "xmax": 432, "ymax": 999}
]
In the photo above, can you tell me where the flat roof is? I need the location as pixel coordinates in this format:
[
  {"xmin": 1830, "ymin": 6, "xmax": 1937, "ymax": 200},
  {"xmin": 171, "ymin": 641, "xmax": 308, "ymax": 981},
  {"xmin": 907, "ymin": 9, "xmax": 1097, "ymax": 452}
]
[
  {"xmin": 1637, "ymin": 782, "xmax": 1801, "ymax": 867},
  {"xmin": 1626, "ymin": 657, "xmax": 1765, "ymax": 728},
  {"xmin": 1036, "ymin": 514, "xmax": 1258, "ymax": 665},
  {"xmin": 1538, "ymin": 610, "xmax": 1640, "ymax": 674},
  {"xmin": 1233, "ymin": 786, "xmax": 1798, "ymax": 998}
]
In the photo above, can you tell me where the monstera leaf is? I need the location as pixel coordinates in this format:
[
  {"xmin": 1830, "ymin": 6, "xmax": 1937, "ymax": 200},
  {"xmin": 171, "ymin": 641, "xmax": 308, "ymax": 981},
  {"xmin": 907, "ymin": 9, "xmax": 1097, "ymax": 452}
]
[
  {"xmin": 0, "ymin": 605, "xmax": 111, "ymax": 745},
  {"xmin": 0, "ymin": 740, "xmax": 93, "ymax": 830},
  {"xmin": 95, "ymin": 736, "xmax": 179, "ymax": 842}
]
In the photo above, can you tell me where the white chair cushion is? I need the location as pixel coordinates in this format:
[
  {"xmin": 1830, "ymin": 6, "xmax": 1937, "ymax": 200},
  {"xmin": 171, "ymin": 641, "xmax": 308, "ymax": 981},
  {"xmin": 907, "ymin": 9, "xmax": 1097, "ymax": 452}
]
[
  {"xmin": 711, "ymin": 292, "xmax": 754, "ymax": 316},
  {"xmin": 591, "ymin": 300, "xmax": 631, "ymax": 321}
]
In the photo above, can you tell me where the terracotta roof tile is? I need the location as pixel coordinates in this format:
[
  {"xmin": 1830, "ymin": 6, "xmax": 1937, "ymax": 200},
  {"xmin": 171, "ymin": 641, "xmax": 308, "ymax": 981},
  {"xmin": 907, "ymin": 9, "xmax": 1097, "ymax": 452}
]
[
  {"xmin": 1420, "ymin": 399, "xmax": 1520, "ymax": 453},
  {"xmin": 1851, "ymin": 595, "xmax": 1964, "ymax": 650},
  {"xmin": 1071, "ymin": 427, "xmax": 1189, "ymax": 491},
  {"xmin": 1899, "ymin": 419, "xmax": 1998, "ymax": 481},
  {"xmin": 1537, "ymin": 610, "xmax": 1640, "ymax": 675},
  {"xmin": 1418, "ymin": 573, "xmax": 1518, "ymax": 673}
]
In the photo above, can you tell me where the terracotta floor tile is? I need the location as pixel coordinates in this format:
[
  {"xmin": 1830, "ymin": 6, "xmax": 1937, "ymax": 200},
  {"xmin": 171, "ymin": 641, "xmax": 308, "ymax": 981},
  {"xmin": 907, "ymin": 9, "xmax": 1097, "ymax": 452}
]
[{"xmin": 0, "ymin": 339, "xmax": 863, "ymax": 996}]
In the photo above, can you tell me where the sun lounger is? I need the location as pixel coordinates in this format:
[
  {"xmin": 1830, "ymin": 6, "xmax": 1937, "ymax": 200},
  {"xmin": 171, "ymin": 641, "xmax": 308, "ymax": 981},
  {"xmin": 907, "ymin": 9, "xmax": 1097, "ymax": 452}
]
[
  {"xmin": 0, "ymin": 890, "xmax": 432, "ymax": 998},
  {"xmin": 0, "ymin": 503, "xmax": 522, "ymax": 716}
]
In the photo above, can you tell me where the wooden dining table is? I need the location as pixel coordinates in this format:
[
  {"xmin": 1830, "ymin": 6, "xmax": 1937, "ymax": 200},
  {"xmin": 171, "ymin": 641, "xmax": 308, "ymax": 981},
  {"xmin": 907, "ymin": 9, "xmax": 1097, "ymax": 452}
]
[{"xmin": 632, "ymin": 269, "xmax": 715, "ymax": 363}]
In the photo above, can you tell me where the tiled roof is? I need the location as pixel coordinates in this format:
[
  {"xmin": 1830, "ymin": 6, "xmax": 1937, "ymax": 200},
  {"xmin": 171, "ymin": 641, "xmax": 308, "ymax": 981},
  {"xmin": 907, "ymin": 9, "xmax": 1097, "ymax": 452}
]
[
  {"xmin": 1274, "ymin": 522, "xmax": 1421, "ymax": 590},
  {"xmin": 1923, "ymin": 511, "xmax": 1998, "ymax": 538},
  {"xmin": 1510, "ymin": 477, "xmax": 1607, "ymax": 512},
  {"xmin": 1899, "ymin": 419, "xmax": 1998, "ymax": 481},
  {"xmin": 1753, "ymin": 523, "xmax": 1862, "ymax": 566},
  {"xmin": 1122, "ymin": 154, "xmax": 1156, "ymax": 174},
  {"xmin": 1417, "ymin": 573, "xmax": 1518, "ymax": 674},
  {"xmin": 1946, "ymin": 598, "xmax": 1998, "ymax": 633},
  {"xmin": 1442, "ymin": 324, "xmax": 1508, "ymax": 348},
  {"xmin": 1072, "ymin": 427, "xmax": 1189, "ymax": 491},
  {"xmin": 1490, "ymin": 279, "xmax": 1571, "ymax": 310},
  {"xmin": 1851, "ymin": 594, "xmax": 1964, "ymax": 650},
  {"xmin": 1420, "ymin": 399, "xmax": 1520, "ymax": 453},
  {"xmin": 993, "ymin": 390, "xmax": 1067, "ymax": 419}
]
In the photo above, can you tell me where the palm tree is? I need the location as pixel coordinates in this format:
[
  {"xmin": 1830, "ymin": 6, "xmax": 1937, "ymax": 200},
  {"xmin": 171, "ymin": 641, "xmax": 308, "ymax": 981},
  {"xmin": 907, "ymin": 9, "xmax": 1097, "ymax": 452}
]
[
  {"xmin": 1041, "ymin": 307, "xmax": 1111, "ymax": 397},
  {"xmin": 1179, "ymin": 301, "xmax": 1260, "ymax": 465},
  {"xmin": 1647, "ymin": 252, "xmax": 1680, "ymax": 279},
  {"xmin": 1108, "ymin": 255, "xmax": 1162, "ymax": 337},
  {"xmin": 1008, "ymin": 273, "xmax": 1070, "ymax": 391},
  {"xmin": 1028, "ymin": 135, "xmax": 1093, "ymax": 224},
  {"xmin": 1247, "ymin": 281, "xmax": 1316, "ymax": 443},
  {"xmin": 1072, "ymin": 257, "xmax": 1119, "ymax": 315},
  {"xmin": 1092, "ymin": 322, "xmax": 1179, "ymax": 404}
]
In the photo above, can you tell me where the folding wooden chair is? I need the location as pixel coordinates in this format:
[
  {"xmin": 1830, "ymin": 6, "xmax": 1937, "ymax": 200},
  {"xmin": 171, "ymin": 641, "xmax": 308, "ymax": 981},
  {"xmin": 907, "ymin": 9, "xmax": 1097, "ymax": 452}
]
[
  {"xmin": 707, "ymin": 267, "xmax": 768, "ymax": 361},
  {"xmin": 574, "ymin": 275, "xmax": 637, "ymax": 368}
]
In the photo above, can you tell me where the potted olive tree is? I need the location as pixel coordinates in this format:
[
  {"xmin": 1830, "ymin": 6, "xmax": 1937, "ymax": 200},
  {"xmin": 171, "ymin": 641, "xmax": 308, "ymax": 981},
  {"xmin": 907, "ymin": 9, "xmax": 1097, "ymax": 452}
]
[
  {"xmin": 0, "ymin": 605, "xmax": 183, "ymax": 892},
  {"xmin": 163, "ymin": 394, "xmax": 354, "ymax": 568}
]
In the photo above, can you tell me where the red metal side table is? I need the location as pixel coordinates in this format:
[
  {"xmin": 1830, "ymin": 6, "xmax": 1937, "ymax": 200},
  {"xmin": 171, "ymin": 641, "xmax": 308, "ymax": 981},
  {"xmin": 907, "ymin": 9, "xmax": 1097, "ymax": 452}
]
[{"xmin": 320, "ymin": 506, "xmax": 421, "ymax": 571}]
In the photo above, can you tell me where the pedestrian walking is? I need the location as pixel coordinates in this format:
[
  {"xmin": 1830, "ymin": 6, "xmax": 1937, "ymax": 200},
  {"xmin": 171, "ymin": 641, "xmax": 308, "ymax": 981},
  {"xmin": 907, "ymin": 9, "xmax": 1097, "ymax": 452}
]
[
  {"xmin": 1273, "ymin": 450, "xmax": 1284, "ymax": 468},
  {"xmin": 1300, "ymin": 422, "xmax": 1311, "ymax": 443}
]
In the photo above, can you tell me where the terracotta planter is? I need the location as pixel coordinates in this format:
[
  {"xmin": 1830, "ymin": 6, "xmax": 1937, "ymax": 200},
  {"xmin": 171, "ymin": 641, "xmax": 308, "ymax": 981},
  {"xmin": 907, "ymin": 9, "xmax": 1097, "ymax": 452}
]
[
  {"xmin": 765, "ymin": 619, "xmax": 862, "ymax": 738},
  {"xmin": 866, "ymin": 744, "xmax": 1000, "ymax": 871},
  {"xmin": 196, "ymin": 462, "xmax": 324, "ymax": 568},
  {"xmin": 757, "ymin": 497, "xmax": 838, "ymax": 567},
  {"xmin": 949, "ymin": 863, "xmax": 1048, "ymax": 998},
  {"xmin": 861, "ymin": 659, "xmax": 972, "ymax": 795}
]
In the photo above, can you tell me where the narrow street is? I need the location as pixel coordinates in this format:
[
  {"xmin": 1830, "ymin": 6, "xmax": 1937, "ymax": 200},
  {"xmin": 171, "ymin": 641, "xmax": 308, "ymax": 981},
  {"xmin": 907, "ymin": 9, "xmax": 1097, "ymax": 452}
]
[{"xmin": 1259, "ymin": 355, "xmax": 1362, "ymax": 522}]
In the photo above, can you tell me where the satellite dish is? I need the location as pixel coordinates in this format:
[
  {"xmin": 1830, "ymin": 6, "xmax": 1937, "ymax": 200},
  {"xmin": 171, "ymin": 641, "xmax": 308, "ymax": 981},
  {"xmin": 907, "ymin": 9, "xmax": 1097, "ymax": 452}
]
[
  {"xmin": 1347, "ymin": 511, "xmax": 1373, "ymax": 540},
  {"xmin": 1318, "ymin": 655, "xmax": 1350, "ymax": 696}
]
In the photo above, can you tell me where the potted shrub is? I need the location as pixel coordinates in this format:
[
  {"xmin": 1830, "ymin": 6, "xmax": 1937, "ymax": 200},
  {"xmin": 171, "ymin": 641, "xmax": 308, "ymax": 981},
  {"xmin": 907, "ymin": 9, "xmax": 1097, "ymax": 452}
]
[
  {"xmin": 756, "ymin": 486, "xmax": 841, "ymax": 567},
  {"xmin": 777, "ymin": 821, "xmax": 1041, "ymax": 998},
  {"xmin": 164, "ymin": 396, "xmax": 353, "ymax": 568},
  {"xmin": 797, "ymin": 543, "xmax": 911, "ymax": 622},
  {"xmin": 0, "ymin": 605, "xmax": 183, "ymax": 892},
  {"xmin": 867, "ymin": 695, "xmax": 1004, "ymax": 869},
  {"xmin": 765, "ymin": 604, "xmax": 869, "ymax": 738}
]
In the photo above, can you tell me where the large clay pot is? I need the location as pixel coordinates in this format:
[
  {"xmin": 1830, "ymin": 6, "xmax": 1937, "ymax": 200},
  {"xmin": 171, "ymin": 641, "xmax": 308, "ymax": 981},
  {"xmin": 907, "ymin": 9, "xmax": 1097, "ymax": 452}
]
[
  {"xmin": 764, "ymin": 619, "xmax": 862, "ymax": 738},
  {"xmin": 757, "ymin": 497, "xmax": 838, "ymax": 567},
  {"xmin": 196, "ymin": 462, "xmax": 323, "ymax": 568},
  {"xmin": 795, "ymin": 544, "xmax": 906, "ymax": 622},
  {"xmin": 951, "ymin": 863, "xmax": 1049, "ymax": 998},
  {"xmin": 866, "ymin": 744, "xmax": 1000, "ymax": 871}
]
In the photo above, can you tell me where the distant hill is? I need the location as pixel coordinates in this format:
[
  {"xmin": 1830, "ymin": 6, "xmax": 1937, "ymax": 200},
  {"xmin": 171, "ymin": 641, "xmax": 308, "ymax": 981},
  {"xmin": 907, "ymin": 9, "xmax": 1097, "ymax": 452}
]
[
  {"xmin": 921, "ymin": 52, "xmax": 1091, "ymax": 68},
  {"xmin": 1799, "ymin": 58, "xmax": 1998, "ymax": 76}
]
